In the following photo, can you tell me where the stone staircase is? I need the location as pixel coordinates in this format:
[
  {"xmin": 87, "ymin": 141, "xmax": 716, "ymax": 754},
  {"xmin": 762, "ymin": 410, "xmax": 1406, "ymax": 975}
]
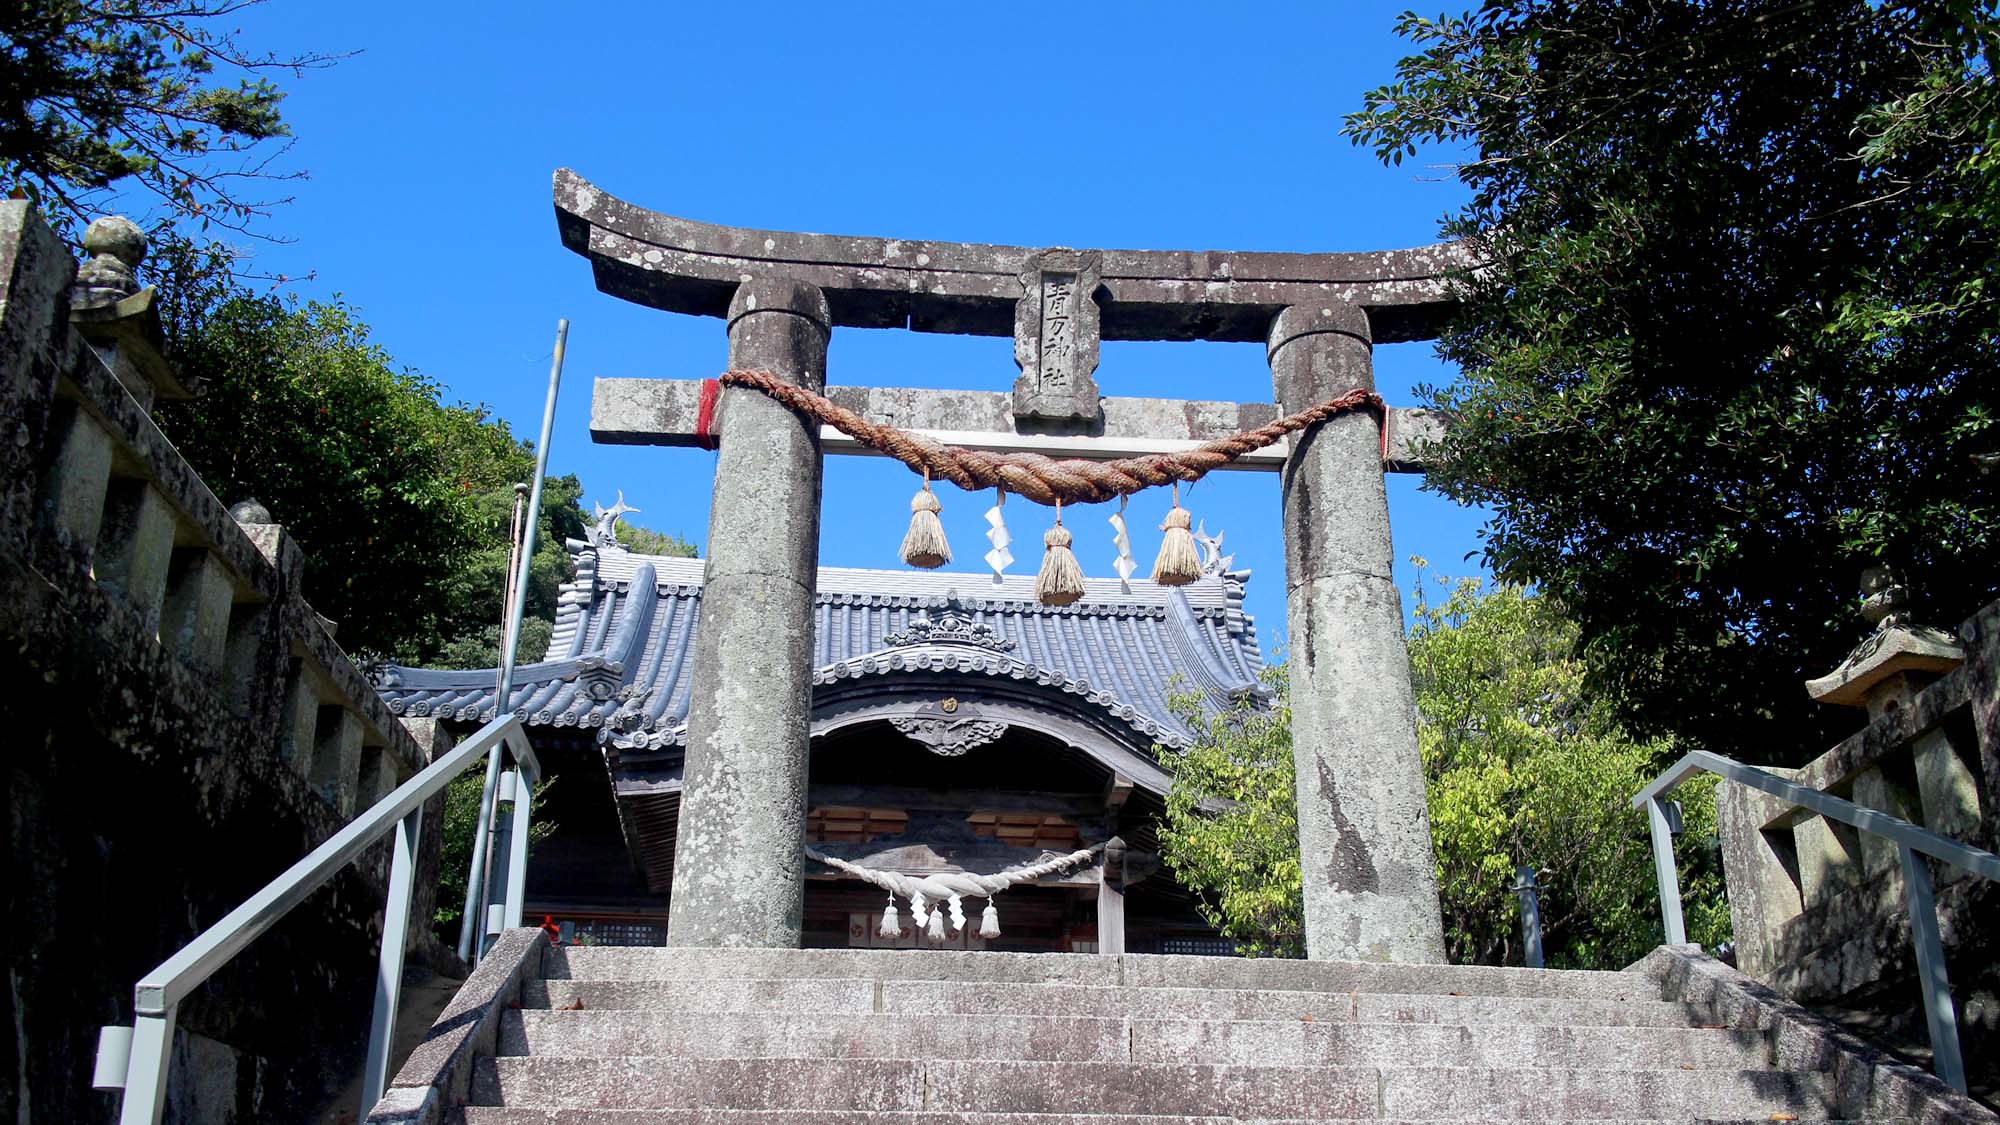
[{"xmin": 369, "ymin": 932, "xmax": 1996, "ymax": 1125}]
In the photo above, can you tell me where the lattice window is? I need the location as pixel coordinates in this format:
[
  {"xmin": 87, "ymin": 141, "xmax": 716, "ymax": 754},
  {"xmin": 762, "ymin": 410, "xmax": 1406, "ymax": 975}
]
[
  {"xmin": 967, "ymin": 812, "xmax": 1082, "ymax": 851},
  {"xmin": 806, "ymin": 806, "xmax": 909, "ymax": 845}
]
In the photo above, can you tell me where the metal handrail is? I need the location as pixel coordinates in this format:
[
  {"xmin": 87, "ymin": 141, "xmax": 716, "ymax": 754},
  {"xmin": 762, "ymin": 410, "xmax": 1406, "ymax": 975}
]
[
  {"xmin": 92, "ymin": 715, "xmax": 540, "ymax": 1125},
  {"xmin": 1635, "ymin": 748, "xmax": 1999, "ymax": 1094}
]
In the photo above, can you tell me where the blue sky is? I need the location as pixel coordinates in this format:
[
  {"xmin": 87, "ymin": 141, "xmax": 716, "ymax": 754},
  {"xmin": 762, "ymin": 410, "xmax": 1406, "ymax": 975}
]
[{"xmin": 217, "ymin": 1, "xmax": 1490, "ymax": 648}]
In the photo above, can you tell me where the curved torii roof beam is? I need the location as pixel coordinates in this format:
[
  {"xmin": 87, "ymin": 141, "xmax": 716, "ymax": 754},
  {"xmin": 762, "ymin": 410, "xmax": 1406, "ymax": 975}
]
[{"xmin": 554, "ymin": 169, "xmax": 1467, "ymax": 344}]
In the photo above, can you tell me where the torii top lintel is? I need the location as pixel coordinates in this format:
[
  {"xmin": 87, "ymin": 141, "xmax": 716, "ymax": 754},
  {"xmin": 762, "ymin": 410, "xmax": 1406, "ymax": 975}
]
[{"xmin": 554, "ymin": 169, "xmax": 1466, "ymax": 345}]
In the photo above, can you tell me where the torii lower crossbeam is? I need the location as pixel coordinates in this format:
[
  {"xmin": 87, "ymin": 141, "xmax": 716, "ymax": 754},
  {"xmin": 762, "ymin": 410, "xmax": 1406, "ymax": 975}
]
[{"xmin": 593, "ymin": 378, "xmax": 1446, "ymax": 474}]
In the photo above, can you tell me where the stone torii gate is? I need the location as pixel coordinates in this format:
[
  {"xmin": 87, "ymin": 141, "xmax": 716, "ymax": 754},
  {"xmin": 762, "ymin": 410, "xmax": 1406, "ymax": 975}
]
[{"xmin": 556, "ymin": 169, "xmax": 1459, "ymax": 963}]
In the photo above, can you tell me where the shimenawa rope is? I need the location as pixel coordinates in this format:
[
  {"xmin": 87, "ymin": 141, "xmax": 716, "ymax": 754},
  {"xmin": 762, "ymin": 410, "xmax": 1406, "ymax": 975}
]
[
  {"xmin": 804, "ymin": 842, "xmax": 1106, "ymax": 943},
  {"xmin": 714, "ymin": 369, "xmax": 1383, "ymax": 507}
]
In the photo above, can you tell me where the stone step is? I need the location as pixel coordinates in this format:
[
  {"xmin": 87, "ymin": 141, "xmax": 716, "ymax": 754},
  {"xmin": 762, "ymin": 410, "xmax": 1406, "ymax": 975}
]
[
  {"xmin": 522, "ymin": 978, "xmax": 1720, "ymax": 1029},
  {"xmin": 464, "ymin": 1104, "xmax": 1888, "ymax": 1112},
  {"xmin": 546, "ymin": 947, "xmax": 1649, "ymax": 1001},
  {"xmin": 498, "ymin": 1010, "xmax": 1769, "ymax": 1071},
  {"xmin": 470, "ymin": 1057, "xmax": 1828, "ymax": 1119}
]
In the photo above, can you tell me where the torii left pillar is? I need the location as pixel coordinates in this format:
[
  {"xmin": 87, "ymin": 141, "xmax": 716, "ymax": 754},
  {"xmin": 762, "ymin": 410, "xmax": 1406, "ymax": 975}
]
[{"xmin": 667, "ymin": 278, "xmax": 830, "ymax": 947}]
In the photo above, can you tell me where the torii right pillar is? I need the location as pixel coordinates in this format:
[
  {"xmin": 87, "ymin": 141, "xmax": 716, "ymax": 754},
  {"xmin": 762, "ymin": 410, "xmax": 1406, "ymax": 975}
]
[{"xmin": 1269, "ymin": 301, "xmax": 1448, "ymax": 963}]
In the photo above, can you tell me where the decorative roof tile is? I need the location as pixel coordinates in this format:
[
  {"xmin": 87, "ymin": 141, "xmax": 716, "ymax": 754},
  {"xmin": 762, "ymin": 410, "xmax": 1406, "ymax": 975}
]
[{"xmin": 375, "ymin": 526, "xmax": 1268, "ymax": 756}]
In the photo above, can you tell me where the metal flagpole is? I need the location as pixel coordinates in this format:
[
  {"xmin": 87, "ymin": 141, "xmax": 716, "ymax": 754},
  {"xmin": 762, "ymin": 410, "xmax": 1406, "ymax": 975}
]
[
  {"xmin": 458, "ymin": 319, "xmax": 569, "ymax": 963},
  {"xmin": 456, "ymin": 484, "xmax": 527, "ymax": 959}
]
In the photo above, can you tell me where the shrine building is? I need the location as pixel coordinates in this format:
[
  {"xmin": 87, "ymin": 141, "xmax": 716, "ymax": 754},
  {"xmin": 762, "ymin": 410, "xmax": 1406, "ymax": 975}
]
[{"xmin": 372, "ymin": 506, "xmax": 1268, "ymax": 954}]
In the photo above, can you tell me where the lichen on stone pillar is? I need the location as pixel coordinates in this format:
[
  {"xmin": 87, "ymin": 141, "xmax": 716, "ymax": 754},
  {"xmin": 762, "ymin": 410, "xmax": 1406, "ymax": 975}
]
[
  {"xmin": 1268, "ymin": 300, "xmax": 1446, "ymax": 963},
  {"xmin": 668, "ymin": 276, "xmax": 831, "ymax": 948}
]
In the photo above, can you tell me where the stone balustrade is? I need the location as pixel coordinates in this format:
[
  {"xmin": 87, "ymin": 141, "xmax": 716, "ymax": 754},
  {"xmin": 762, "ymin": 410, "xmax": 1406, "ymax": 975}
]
[
  {"xmin": 2, "ymin": 201, "xmax": 448, "ymax": 1121},
  {"xmin": 6, "ymin": 204, "xmax": 426, "ymax": 819},
  {"xmin": 1718, "ymin": 597, "xmax": 1997, "ymax": 1009}
]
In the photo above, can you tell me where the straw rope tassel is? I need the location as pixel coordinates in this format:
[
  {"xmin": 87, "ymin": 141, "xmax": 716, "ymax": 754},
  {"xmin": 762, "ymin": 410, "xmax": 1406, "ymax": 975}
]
[
  {"xmin": 900, "ymin": 472, "xmax": 951, "ymax": 568},
  {"xmin": 979, "ymin": 897, "xmax": 1002, "ymax": 939},
  {"xmin": 1152, "ymin": 482, "xmax": 1201, "ymax": 586},
  {"xmin": 878, "ymin": 893, "xmax": 901, "ymax": 939},
  {"xmin": 1036, "ymin": 499, "xmax": 1086, "ymax": 606}
]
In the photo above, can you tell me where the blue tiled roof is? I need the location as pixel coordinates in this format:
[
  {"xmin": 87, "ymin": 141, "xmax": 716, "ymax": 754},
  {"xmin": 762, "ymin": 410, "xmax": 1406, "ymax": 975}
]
[{"xmin": 375, "ymin": 530, "xmax": 1268, "ymax": 753}]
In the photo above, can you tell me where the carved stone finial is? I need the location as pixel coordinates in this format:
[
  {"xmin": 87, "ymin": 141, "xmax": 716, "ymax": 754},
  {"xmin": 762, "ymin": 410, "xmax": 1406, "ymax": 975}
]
[
  {"xmin": 228, "ymin": 498, "xmax": 273, "ymax": 524},
  {"xmin": 608, "ymin": 684, "xmax": 653, "ymax": 733},
  {"xmin": 1012, "ymin": 248, "xmax": 1103, "ymax": 424},
  {"xmin": 72, "ymin": 216, "xmax": 147, "ymax": 306},
  {"xmin": 1858, "ymin": 564, "xmax": 1908, "ymax": 631}
]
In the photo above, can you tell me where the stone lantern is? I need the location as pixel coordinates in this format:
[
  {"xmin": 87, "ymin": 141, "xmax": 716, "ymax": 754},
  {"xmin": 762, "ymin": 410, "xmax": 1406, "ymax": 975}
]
[
  {"xmin": 1807, "ymin": 566, "xmax": 1966, "ymax": 720},
  {"xmin": 1807, "ymin": 566, "xmax": 1977, "ymax": 842}
]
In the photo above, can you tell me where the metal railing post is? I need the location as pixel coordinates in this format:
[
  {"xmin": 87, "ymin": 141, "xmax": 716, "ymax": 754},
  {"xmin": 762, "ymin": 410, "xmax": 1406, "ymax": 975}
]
[
  {"xmin": 361, "ymin": 805, "xmax": 424, "ymax": 1112},
  {"xmin": 1899, "ymin": 844, "xmax": 1968, "ymax": 1094},
  {"xmin": 1511, "ymin": 865, "xmax": 1545, "ymax": 969},
  {"xmin": 91, "ymin": 717, "xmax": 537, "ymax": 1123},
  {"xmin": 456, "ymin": 750, "xmax": 504, "ymax": 964},
  {"xmin": 481, "ymin": 771, "xmax": 516, "ymax": 956},
  {"xmin": 115, "ymin": 1007, "xmax": 175, "ymax": 1125},
  {"xmin": 1644, "ymin": 796, "xmax": 1688, "ymax": 946},
  {"xmin": 1634, "ymin": 748, "xmax": 2000, "ymax": 1091},
  {"xmin": 504, "ymin": 765, "xmax": 535, "ymax": 929}
]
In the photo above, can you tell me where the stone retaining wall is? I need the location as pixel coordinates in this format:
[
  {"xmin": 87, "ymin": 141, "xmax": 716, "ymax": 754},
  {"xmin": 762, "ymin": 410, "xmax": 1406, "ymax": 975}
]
[{"xmin": 1, "ymin": 203, "xmax": 450, "ymax": 1122}]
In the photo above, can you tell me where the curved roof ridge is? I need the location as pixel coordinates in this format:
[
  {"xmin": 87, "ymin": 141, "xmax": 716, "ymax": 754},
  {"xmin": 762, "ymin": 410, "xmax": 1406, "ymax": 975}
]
[
  {"xmin": 377, "ymin": 652, "xmax": 591, "ymax": 691},
  {"xmin": 812, "ymin": 643, "xmax": 1187, "ymax": 745},
  {"xmin": 1163, "ymin": 586, "xmax": 1259, "ymax": 700},
  {"xmin": 376, "ymin": 538, "xmax": 1268, "ymax": 740}
]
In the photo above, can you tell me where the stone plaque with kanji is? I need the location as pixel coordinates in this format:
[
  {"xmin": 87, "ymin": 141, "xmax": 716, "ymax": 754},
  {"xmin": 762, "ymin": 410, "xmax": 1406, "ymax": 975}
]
[{"xmin": 1012, "ymin": 249, "xmax": 1102, "ymax": 424}]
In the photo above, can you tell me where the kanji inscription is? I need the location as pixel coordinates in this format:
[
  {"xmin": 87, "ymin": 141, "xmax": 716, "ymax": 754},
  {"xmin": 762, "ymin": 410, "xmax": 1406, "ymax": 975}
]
[{"xmin": 1012, "ymin": 249, "xmax": 1102, "ymax": 423}]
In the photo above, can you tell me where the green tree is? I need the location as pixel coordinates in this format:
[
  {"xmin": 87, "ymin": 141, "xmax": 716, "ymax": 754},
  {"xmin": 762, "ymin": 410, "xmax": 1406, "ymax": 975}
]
[
  {"xmin": 1, "ymin": 0, "xmax": 334, "ymax": 242},
  {"xmin": 1159, "ymin": 571, "xmax": 1728, "ymax": 967},
  {"xmin": 1408, "ymin": 571, "xmax": 1729, "ymax": 968},
  {"xmin": 617, "ymin": 522, "xmax": 699, "ymax": 559},
  {"xmin": 150, "ymin": 239, "xmax": 698, "ymax": 666},
  {"xmin": 152, "ymin": 240, "xmax": 531, "ymax": 661},
  {"xmin": 1343, "ymin": 2, "xmax": 2000, "ymax": 762},
  {"xmin": 1159, "ymin": 666, "xmax": 1304, "ymax": 957}
]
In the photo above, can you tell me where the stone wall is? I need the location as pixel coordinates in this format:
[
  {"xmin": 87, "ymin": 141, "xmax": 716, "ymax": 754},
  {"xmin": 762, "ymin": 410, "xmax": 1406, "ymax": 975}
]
[
  {"xmin": 0, "ymin": 203, "xmax": 449, "ymax": 1122},
  {"xmin": 1718, "ymin": 597, "xmax": 1998, "ymax": 1075}
]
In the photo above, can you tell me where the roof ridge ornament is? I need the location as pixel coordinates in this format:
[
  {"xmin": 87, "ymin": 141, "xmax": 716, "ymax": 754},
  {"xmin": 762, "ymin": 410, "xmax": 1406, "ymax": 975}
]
[
  {"xmin": 589, "ymin": 491, "xmax": 640, "ymax": 550},
  {"xmin": 884, "ymin": 609, "xmax": 1017, "ymax": 651},
  {"xmin": 1194, "ymin": 521, "xmax": 1234, "ymax": 576}
]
